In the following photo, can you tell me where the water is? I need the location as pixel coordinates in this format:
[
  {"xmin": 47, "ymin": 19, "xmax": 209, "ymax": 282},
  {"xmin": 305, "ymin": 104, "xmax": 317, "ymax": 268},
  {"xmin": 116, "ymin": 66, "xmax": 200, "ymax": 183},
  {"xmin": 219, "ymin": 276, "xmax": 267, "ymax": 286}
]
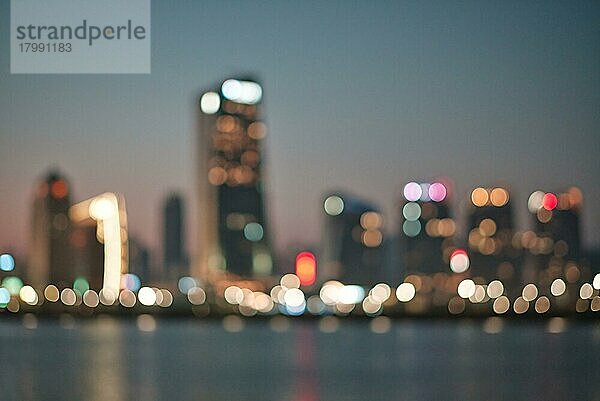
[{"xmin": 0, "ymin": 316, "xmax": 598, "ymax": 401}]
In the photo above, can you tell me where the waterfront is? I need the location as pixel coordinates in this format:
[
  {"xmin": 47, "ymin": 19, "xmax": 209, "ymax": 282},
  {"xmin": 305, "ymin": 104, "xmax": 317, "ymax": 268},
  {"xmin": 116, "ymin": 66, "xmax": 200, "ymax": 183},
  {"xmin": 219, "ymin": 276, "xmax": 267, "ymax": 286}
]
[{"xmin": 1, "ymin": 317, "xmax": 598, "ymax": 401}]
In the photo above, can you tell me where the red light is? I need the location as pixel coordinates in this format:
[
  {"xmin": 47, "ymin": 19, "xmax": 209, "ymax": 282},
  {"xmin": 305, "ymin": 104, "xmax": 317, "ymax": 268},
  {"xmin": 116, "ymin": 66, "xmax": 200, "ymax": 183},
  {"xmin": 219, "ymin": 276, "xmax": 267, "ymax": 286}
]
[
  {"xmin": 451, "ymin": 248, "xmax": 467, "ymax": 259},
  {"xmin": 542, "ymin": 193, "xmax": 558, "ymax": 211},
  {"xmin": 295, "ymin": 251, "xmax": 316, "ymax": 287},
  {"xmin": 50, "ymin": 180, "xmax": 68, "ymax": 199}
]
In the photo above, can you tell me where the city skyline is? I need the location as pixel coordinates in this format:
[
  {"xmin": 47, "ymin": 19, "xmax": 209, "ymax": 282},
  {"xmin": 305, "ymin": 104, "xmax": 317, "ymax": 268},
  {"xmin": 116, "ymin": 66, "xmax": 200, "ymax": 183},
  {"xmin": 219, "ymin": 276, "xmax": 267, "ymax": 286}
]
[{"xmin": 1, "ymin": 1, "xmax": 599, "ymax": 261}]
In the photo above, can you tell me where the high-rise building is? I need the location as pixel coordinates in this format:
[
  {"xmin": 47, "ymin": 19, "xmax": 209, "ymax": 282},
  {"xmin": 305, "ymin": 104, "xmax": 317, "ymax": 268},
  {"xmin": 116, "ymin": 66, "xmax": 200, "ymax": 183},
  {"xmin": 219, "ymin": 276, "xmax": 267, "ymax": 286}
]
[
  {"xmin": 195, "ymin": 78, "xmax": 272, "ymax": 279},
  {"xmin": 129, "ymin": 238, "xmax": 151, "ymax": 283},
  {"xmin": 28, "ymin": 170, "xmax": 73, "ymax": 288},
  {"xmin": 527, "ymin": 188, "xmax": 582, "ymax": 261},
  {"xmin": 399, "ymin": 181, "xmax": 455, "ymax": 276},
  {"xmin": 466, "ymin": 186, "xmax": 519, "ymax": 282},
  {"xmin": 163, "ymin": 194, "xmax": 186, "ymax": 280},
  {"xmin": 320, "ymin": 192, "xmax": 385, "ymax": 285}
]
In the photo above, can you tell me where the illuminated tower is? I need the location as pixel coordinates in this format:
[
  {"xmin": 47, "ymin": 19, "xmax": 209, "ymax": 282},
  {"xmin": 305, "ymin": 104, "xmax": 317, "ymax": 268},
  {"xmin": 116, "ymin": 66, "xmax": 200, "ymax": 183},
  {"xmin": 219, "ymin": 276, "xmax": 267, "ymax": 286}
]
[
  {"xmin": 467, "ymin": 186, "xmax": 519, "ymax": 282},
  {"xmin": 321, "ymin": 192, "xmax": 385, "ymax": 285},
  {"xmin": 69, "ymin": 192, "xmax": 129, "ymax": 296},
  {"xmin": 28, "ymin": 170, "xmax": 73, "ymax": 288},
  {"xmin": 163, "ymin": 193, "xmax": 186, "ymax": 280},
  {"xmin": 196, "ymin": 78, "xmax": 272, "ymax": 279},
  {"xmin": 527, "ymin": 187, "xmax": 582, "ymax": 261},
  {"xmin": 399, "ymin": 181, "xmax": 455, "ymax": 275}
]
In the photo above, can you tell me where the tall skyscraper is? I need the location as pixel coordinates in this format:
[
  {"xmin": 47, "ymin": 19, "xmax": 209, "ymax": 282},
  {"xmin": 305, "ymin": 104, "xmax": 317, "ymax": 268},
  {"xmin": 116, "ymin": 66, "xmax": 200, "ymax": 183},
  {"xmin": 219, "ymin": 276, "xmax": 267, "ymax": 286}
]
[
  {"xmin": 29, "ymin": 170, "xmax": 73, "ymax": 288},
  {"xmin": 399, "ymin": 181, "xmax": 455, "ymax": 276},
  {"xmin": 467, "ymin": 186, "xmax": 519, "ymax": 282},
  {"xmin": 527, "ymin": 188, "xmax": 582, "ymax": 261},
  {"xmin": 519, "ymin": 188, "xmax": 583, "ymax": 287},
  {"xmin": 320, "ymin": 192, "xmax": 385, "ymax": 285},
  {"xmin": 163, "ymin": 193, "xmax": 186, "ymax": 280},
  {"xmin": 195, "ymin": 77, "xmax": 272, "ymax": 279}
]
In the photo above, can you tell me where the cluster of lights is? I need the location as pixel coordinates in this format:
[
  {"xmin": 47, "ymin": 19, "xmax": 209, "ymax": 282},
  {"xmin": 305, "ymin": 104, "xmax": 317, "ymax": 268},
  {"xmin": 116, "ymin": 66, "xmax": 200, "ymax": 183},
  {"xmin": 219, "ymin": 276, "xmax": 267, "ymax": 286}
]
[
  {"xmin": 528, "ymin": 187, "xmax": 582, "ymax": 223},
  {"xmin": 358, "ymin": 211, "xmax": 383, "ymax": 247},
  {"xmin": 403, "ymin": 182, "xmax": 447, "ymax": 203},
  {"xmin": 511, "ymin": 231, "xmax": 559, "ymax": 256},
  {"xmin": 199, "ymin": 80, "xmax": 263, "ymax": 115},
  {"xmin": 468, "ymin": 218, "xmax": 505, "ymax": 255},
  {"xmin": 401, "ymin": 181, "xmax": 448, "ymax": 238},
  {"xmin": 3, "ymin": 270, "xmax": 598, "ymax": 318},
  {"xmin": 471, "ymin": 187, "xmax": 509, "ymax": 207},
  {"xmin": 207, "ymin": 120, "xmax": 265, "ymax": 187}
]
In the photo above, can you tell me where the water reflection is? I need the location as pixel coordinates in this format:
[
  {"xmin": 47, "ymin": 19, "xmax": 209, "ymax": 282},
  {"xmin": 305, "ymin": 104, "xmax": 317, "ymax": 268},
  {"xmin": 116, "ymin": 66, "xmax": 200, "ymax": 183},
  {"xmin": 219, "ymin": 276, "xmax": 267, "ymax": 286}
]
[
  {"xmin": 0, "ymin": 318, "xmax": 598, "ymax": 401},
  {"xmin": 82, "ymin": 316, "xmax": 125, "ymax": 401}
]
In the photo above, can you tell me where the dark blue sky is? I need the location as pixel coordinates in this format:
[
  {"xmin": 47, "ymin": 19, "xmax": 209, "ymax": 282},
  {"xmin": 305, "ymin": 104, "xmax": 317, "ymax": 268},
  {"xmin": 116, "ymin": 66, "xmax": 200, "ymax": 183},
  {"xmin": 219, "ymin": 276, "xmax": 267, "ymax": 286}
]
[{"xmin": 1, "ymin": 1, "xmax": 599, "ymax": 259}]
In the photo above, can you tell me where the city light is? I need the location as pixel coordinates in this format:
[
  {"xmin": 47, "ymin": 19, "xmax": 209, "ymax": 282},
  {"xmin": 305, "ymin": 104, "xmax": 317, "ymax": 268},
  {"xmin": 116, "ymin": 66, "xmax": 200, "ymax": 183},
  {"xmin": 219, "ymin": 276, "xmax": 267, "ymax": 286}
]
[
  {"xmin": 70, "ymin": 192, "xmax": 128, "ymax": 298},
  {"xmin": 542, "ymin": 192, "xmax": 558, "ymax": 211},
  {"xmin": 324, "ymin": 195, "xmax": 344, "ymax": 216},
  {"xmin": 403, "ymin": 182, "xmax": 422, "ymax": 201},
  {"xmin": 200, "ymin": 91, "xmax": 220, "ymax": 114},
  {"xmin": 221, "ymin": 79, "xmax": 262, "ymax": 104},
  {"xmin": 295, "ymin": 251, "xmax": 316, "ymax": 286},
  {"xmin": 0, "ymin": 253, "xmax": 15, "ymax": 271},
  {"xmin": 449, "ymin": 248, "xmax": 470, "ymax": 273},
  {"xmin": 396, "ymin": 282, "xmax": 416, "ymax": 302}
]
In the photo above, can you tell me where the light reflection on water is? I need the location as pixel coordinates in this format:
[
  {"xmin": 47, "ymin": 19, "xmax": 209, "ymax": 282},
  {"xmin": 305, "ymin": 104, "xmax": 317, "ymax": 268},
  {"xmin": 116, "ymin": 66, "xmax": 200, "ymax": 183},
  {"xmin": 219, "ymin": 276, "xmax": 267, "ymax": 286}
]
[{"xmin": 0, "ymin": 317, "xmax": 598, "ymax": 401}]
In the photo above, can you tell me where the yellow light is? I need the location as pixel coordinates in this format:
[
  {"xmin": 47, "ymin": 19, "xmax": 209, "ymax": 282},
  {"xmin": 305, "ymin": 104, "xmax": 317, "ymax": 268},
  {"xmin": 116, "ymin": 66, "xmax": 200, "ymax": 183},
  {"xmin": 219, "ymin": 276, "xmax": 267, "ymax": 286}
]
[
  {"xmin": 471, "ymin": 187, "xmax": 489, "ymax": 207},
  {"xmin": 490, "ymin": 188, "xmax": 509, "ymax": 207}
]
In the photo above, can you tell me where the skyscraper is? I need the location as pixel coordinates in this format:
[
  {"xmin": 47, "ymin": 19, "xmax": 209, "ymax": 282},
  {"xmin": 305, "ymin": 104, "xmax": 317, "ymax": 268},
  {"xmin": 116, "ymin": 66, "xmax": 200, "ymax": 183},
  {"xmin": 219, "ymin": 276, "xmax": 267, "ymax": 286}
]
[
  {"xmin": 399, "ymin": 181, "xmax": 455, "ymax": 276},
  {"xmin": 29, "ymin": 170, "xmax": 73, "ymax": 288},
  {"xmin": 321, "ymin": 192, "xmax": 385, "ymax": 285},
  {"xmin": 527, "ymin": 188, "xmax": 582, "ymax": 261},
  {"xmin": 163, "ymin": 193, "xmax": 186, "ymax": 280},
  {"xmin": 195, "ymin": 77, "xmax": 272, "ymax": 279},
  {"xmin": 467, "ymin": 186, "xmax": 519, "ymax": 282},
  {"xmin": 520, "ymin": 188, "xmax": 583, "ymax": 286}
]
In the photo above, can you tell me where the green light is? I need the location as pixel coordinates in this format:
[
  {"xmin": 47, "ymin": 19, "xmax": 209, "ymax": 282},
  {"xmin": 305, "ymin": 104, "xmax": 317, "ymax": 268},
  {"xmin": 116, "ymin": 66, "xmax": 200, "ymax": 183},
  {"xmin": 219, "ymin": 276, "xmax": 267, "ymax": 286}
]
[
  {"xmin": 2, "ymin": 276, "xmax": 23, "ymax": 296},
  {"xmin": 73, "ymin": 277, "xmax": 90, "ymax": 296}
]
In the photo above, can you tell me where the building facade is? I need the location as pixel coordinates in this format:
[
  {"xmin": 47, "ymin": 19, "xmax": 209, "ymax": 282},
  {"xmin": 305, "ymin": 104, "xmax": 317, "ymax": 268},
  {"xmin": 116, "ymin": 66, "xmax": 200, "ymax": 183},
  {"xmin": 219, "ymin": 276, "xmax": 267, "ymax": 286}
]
[
  {"xmin": 196, "ymin": 78, "xmax": 272, "ymax": 279},
  {"xmin": 28, "ymin": 170, "xmax": 73, "ymax": 288}
]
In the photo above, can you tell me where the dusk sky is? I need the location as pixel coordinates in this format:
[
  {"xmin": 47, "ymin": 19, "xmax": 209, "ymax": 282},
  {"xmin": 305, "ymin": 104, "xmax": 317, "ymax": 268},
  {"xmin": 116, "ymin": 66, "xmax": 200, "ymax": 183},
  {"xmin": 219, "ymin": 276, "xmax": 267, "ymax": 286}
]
[{"xmin": 1, "ymin": 1, "xmax": 599, "ymax": 263}]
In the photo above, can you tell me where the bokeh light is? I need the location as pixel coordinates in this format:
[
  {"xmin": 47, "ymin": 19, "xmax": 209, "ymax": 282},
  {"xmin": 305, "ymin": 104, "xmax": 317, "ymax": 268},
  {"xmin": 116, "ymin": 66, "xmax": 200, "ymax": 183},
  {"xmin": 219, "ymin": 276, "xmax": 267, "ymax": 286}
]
[
  {"xmin": 457, "ymin": 279, "xmax": 476, "ymax": 298},
  {"xmin": 0, "ymin": 253, "xmax": 15, "ymax": 271},
  {"xmin": 295, "ymin": 251, "xmax": 317, "ymax": 286},
  {"xmin": 450, "ymin": 249, "xmax": 470, "ymax": 273},
  {"xmin": 490, "ymin": 187, "xmax": 509, "ymax": 207},
  {"xmin": 428, "ymin": 182, "xmax": 447, "ymax": 202},
  {"xmin": 403, "ymin": 182, "xmax": 422, "ymax": 202},
  {"xmin": 542, "ymin": 192, "xmax": 558, "ymax": 211},
  {"xmin": 200, "ymin": 91, "xmax": 220, "ymax": 114},
  {"xmin": 471, "ymin": 187, "xmax": 489, "ymax": 207},
  {"xmin": 396, "ymin": 282, "xmax": 416, "ymax": 302},
  {"xmin": 138, "ymin": 287, "xmax": 156, "ymax": 306}
]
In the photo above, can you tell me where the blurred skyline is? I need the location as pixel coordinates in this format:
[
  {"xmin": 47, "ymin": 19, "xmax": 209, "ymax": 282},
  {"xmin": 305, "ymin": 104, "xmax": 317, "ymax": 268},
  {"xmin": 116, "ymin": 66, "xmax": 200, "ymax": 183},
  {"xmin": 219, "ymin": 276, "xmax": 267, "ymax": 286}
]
[{"xmin": 1, "ymin": 0, "xmax": 599, "ymax": 261}]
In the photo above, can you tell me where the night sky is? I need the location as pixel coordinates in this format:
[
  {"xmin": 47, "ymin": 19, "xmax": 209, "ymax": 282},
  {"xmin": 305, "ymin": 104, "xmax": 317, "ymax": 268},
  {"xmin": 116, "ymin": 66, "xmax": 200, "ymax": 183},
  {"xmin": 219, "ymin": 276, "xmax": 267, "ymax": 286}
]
[{"xmin": 1, "ymin": 1, "xmax": 599, "ymax": 261}]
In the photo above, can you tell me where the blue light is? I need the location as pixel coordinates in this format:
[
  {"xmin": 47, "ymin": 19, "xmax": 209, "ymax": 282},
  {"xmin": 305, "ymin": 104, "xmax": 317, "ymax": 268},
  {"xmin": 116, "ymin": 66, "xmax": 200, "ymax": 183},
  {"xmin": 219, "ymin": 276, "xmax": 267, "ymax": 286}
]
[
  {"xmin": 123, "ymin": 273, "xmax": 142, "ymax": 292},
  {"xmin": 0, "ymin": 288, "xmax": 10, "ymax": 307},
  {"xmin": 0, "ymin": 254, "xmax": 15, "ymax": 271}
]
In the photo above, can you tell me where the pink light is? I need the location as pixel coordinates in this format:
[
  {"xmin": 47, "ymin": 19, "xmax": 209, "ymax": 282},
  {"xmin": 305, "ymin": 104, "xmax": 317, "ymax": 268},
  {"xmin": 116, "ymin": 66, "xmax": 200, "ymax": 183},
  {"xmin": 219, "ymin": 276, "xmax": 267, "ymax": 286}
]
[
  {"xmin": 429, "ymin": 182, "xmax": 447, "ymax": 202},
  {"xmin": 451, "ymin": 248, "xmax": 467, "ymax": 259},
  {"xmin": 403, "ymin": 182, "xmax": 422, "ymax": 202},
  {"xmin": 542, "ymin": 193, "xmax": 558, "ymax": 211}
]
